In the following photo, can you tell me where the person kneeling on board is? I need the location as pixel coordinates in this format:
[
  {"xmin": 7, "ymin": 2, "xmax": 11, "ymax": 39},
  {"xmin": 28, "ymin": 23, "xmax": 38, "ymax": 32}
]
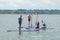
[
  {"xmin": 36, "ymin": 21, "xmax": 40, "ymax": 29},
  {"xmin": 41, "ymin": 20, "xmax": 46, "ymax": 29}
]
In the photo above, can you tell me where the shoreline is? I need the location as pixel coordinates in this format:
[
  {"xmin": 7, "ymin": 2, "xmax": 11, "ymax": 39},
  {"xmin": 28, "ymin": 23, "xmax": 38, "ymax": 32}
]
[{"xmin": 0, "ymin": 14, "xmax": 60, "ymax": 15}]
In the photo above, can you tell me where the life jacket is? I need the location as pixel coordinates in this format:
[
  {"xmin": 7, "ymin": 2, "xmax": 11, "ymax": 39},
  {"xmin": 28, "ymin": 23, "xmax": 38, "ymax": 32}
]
[{"xmin": 18, "ymin": 17, "xmax": 22, "ymax": 22}]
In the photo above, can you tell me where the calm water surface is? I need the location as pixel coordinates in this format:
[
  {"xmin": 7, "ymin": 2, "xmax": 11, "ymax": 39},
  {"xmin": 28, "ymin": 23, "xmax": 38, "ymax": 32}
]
[{"xmin": 0, "ymin": 14, "xmax": 60, "ymax": 40}]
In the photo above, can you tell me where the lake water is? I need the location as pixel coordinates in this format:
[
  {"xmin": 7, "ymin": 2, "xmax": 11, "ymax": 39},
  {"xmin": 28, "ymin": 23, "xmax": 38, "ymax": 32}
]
[{"xmin": 0, "ymin": 14, "xmax": 60, "ymax": 40}]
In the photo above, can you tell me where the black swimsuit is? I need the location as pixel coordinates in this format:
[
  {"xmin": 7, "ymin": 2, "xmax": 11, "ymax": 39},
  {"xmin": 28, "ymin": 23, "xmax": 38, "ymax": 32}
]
[
  {"xmin": 36, "ymin": 22, "xmax": 39, "ymax": 28},
  {"xmin": 28, "ymin": 18, "xmax": 30, "ymax": 22}
]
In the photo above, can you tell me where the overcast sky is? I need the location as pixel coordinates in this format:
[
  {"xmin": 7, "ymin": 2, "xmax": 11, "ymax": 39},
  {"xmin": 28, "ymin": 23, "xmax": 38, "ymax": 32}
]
[{"xmin": 0, "ymin": 0, "xmax": 60, "ymax": 10}]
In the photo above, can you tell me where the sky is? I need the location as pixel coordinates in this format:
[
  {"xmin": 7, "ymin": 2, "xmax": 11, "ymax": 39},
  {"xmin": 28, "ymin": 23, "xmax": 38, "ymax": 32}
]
[{"xmin": 0, "ymin": 0, "xmax": 60, "ymax": 10}]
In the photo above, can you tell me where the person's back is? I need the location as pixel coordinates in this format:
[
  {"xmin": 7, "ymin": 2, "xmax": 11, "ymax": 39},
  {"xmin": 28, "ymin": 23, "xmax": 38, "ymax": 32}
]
[
  {"xmin": 41, "ymin": 20, "xmax": 46, "ymax": 29},
  {"xmin": 18, "ymin": 17, "xmax": 22, "ymax": 23},
  {"xmin": 36, "ymin": 21, "xmax": 39, "ymax": 29}
]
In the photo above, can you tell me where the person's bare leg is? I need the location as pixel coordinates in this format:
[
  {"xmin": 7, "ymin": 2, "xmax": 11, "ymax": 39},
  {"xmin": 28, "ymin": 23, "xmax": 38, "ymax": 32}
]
[{"xmin": 28, "ymin": 21, "xmax": 30, "ymax": 28}]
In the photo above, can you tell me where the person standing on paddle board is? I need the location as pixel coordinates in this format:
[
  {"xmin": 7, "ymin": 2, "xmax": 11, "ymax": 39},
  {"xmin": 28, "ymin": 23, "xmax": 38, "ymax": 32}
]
[
  {"xmin": 28, "ymin": 15, "xmax": 31, "ymax": 28},
  {"xmin": 18, "ymin": 15, "xmax": 22, "ymax": 34},
  {"xmin": 41, "ymin": 20, "xmax": 46, "ymax": 29},
  {"xmin": 18, "ymin": 15, "xmax": 22, "ymax": 27}
]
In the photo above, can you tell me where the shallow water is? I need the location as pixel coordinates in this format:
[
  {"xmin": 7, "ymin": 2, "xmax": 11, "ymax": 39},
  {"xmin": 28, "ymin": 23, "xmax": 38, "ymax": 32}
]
[{"xmin": 0, "ymin": 14, "xmax": 60, "ymax": 40}]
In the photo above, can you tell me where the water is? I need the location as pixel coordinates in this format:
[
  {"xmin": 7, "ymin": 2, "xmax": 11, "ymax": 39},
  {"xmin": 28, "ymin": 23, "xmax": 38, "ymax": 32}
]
[{"xmin": 0, "ymin": 14, "xmax": 60, "ymax": 40}]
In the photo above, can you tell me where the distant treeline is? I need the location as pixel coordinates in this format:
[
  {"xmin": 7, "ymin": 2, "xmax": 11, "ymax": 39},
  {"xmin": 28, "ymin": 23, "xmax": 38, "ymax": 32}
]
[{"xmin": 0, "ymin": 9, "xmax": 60, "ymax": 14}]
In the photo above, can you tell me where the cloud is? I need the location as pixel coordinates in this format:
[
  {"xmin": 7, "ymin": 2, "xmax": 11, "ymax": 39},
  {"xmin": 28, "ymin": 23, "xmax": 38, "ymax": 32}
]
[
  {"xmin": 42, "ymin": 0, "xmax": 52, "ymax": 4},
  {"xmin": 0, "ymin": 0, "xmax": 60, "ymax": 9}
]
